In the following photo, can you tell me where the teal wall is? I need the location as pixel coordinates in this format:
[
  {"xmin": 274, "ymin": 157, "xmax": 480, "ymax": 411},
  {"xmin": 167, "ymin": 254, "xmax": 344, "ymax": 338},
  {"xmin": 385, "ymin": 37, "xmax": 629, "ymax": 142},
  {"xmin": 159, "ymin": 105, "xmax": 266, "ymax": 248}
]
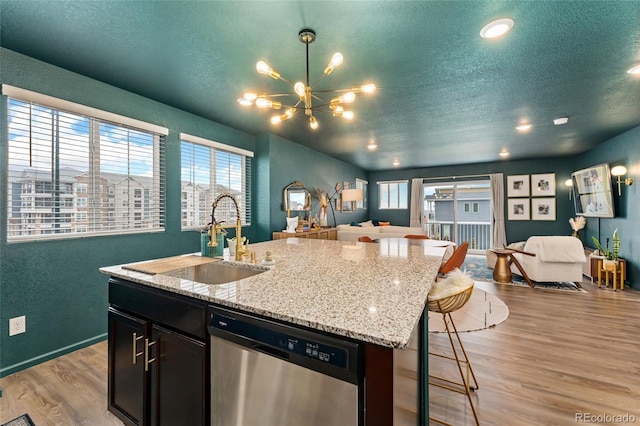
[
  {"xmin": 254, "ymin": 133, "xmax": 368, "ymax": 242},
  {"xmin": 0, "ymin": 48, "xmax": 370, "ymax": 376},
  {"xmin": 0, "ymin": 48, "xmax": 259, "ymax": 376},
  {"xmin": 574, "ymin": 126, "xmax": 639, "ymax": 289},
  {"xmin": 368, "ymin": 158, "xmax": 575, "ymax": 243}
]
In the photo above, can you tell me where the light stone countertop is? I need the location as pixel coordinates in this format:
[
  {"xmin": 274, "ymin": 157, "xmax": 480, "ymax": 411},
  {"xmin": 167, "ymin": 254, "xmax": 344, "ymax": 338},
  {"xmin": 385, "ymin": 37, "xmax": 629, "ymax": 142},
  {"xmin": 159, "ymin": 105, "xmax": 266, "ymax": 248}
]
[{"xmin": 100, "ymin": 238, "xmax": 446, "ymax": 349}]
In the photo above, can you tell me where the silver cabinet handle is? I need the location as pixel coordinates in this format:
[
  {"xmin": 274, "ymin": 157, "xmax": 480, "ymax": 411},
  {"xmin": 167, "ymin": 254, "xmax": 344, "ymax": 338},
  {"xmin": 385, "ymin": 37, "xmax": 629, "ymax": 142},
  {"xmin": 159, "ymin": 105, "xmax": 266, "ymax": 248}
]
[
  {"xmin": 132, "ymin": 332, "xmax": 144, "ymax": 365},
  {"xmin": 145, "ymin": 338, "xmax": 157, "ymax": 372}
]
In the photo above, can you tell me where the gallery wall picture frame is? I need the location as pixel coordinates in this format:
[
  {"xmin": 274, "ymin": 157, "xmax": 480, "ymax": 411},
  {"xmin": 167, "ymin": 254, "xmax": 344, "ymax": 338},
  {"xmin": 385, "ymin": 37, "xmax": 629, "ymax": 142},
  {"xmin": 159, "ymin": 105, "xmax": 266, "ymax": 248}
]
[
  {"xmin": 531, "ymin": 198, "xmax": 556, "ymax": 221},
  {"xmin": 507, "ymin": 175, "xmax": 530, "ymax": 197},
  {"xmin": 507, "ymin": 198, "xmax": 530, "ymax": 221},
  {"xmin": 531, "ymin": 173, "xmax": 556, "ymax": 197}
]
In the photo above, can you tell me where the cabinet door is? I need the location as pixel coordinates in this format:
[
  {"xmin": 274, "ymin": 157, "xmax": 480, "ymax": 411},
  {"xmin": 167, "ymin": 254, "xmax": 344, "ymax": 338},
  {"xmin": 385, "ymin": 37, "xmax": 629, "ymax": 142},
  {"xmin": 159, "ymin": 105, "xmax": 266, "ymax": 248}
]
[
  {"xmin": 108, "ymin": 308, "xmax": 148, "ymax": 426},
  {"xmin": 149, "ymin": 324, "xmax": 207, "ymax": 426}
]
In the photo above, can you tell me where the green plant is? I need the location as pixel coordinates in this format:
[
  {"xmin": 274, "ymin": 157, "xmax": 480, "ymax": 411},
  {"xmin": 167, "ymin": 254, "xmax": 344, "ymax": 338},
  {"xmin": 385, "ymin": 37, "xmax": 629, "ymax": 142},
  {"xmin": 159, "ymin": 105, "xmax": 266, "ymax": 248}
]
[
  {"xmin": 612, "ymin": 228, "xmax": 620, "ymax": 261},
  {"xmin": 592, "ymin": 229, "xmax": 620, "ymax": 261}
]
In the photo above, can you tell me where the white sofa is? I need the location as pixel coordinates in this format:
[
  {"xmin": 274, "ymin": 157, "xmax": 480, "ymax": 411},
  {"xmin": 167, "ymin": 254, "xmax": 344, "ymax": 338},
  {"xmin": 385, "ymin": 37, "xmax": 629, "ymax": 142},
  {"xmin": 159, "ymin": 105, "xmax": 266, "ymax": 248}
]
[
  {"xmin": 510, "ymin": 236, "xmax": 586, "ymax": 283},
  {"xmin": 336, "ymin": 224, "xmax": 426, "ymax": 241}
]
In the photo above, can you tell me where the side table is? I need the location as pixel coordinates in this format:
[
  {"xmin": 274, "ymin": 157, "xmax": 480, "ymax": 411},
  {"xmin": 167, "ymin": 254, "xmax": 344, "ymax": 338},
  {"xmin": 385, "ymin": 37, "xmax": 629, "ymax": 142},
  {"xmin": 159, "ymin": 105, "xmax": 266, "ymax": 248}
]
[
  {"xmin": 596, "ymin": 258, "xmax": 626, "ymax": 291},
  {"xmin": 490, "ymin": 248, "xmax": 535, "ymax": 288}
]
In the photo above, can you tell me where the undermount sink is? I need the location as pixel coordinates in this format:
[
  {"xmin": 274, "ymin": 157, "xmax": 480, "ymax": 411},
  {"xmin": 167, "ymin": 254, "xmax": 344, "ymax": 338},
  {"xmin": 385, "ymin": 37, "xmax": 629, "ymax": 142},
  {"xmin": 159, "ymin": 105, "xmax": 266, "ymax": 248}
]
[{"xmin": 163, "ymin": 262, "xmax": 268, "ymax": 285}]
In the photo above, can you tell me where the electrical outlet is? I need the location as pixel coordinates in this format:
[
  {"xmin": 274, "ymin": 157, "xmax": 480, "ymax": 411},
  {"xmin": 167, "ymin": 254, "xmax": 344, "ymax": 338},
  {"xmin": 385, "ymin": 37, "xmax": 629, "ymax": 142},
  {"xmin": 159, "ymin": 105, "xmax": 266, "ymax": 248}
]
[{"xmin": 9, "ymin": 316, "xmax": 26, "ymax": 336}]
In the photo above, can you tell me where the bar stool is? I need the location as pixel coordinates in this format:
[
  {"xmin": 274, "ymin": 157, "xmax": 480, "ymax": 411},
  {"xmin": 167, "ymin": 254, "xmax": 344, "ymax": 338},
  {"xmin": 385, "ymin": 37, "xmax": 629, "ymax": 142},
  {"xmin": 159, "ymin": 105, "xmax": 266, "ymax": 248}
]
[{"xmin": 427, "ymin": 274, "xmax": 479, "ymax": 425}]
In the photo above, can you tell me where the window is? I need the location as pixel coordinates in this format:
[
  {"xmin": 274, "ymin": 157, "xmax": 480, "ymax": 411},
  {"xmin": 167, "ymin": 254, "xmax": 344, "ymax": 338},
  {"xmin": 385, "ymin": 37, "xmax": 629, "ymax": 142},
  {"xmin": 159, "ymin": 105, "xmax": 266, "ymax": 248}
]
[
  {"xmin": 378, "ymin": 180, "xmax": 408, "ymax": 209},
  {"xmin": 5, "ymin": 85, "xmax": 168, "ymax": 241},
  {"xmin": 355, "ymin": 178, "xmax": 368, "ymax": 210},
  {"xmin": 180, "ymin": 133, "xmax": 253, "ymax": 230}
]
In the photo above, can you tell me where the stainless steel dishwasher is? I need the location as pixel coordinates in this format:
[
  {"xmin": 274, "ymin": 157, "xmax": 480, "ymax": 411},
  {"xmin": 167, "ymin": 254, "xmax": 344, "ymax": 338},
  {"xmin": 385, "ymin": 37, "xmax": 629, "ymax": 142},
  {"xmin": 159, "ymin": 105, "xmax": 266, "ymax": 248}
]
[{"xmin": 208, "ymin": 306, "xmax": 363, "ymax": 426}]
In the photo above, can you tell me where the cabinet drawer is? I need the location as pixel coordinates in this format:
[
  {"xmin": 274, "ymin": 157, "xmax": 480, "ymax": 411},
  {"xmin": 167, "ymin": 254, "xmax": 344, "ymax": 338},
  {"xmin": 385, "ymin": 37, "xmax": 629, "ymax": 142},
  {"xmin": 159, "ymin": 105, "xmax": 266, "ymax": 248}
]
[{"xmin": 109, "ymin": 278, "xmax": 207, "ymax": 339}]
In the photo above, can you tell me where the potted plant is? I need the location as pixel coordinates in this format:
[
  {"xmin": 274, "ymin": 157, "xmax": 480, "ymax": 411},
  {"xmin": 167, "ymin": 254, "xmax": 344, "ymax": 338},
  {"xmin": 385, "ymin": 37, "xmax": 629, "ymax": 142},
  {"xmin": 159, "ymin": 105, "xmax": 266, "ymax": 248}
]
[{"xmin": 592, "ymin": 229, "xmax": 620, "ymax": 270}]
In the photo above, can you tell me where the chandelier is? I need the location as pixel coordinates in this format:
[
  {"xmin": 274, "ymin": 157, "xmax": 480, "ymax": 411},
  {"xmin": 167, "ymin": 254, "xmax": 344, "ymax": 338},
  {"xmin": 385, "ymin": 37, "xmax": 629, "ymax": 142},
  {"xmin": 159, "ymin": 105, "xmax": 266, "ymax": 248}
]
[{"xmin": 237, "ymin": 28, "xmax": 376, "ymax": 130}]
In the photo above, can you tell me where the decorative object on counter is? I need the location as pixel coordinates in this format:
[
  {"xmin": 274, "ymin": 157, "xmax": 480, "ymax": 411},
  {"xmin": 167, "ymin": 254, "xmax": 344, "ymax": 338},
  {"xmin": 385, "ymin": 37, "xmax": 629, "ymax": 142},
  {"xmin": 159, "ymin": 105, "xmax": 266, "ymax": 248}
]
[
  {"xmin": 261, "ymin": 250, "xmax": 275, "ymax": 267},
  {"xmin": 202, "ymin": 221, "xmax": 226, "ymax": 257},
  {"xmin": 201, "ymin": 231, "xmax": 224, "ymax": 257},
  {"xmin": 227, "ymin": 236, "xmax": 247, "ymax": 257},
  {"xmin": 569, "ymin": 216, "xmax": 586, "ymax": 238},
  {"xmin": 236, "ymin": 28, "xmax": 376, "ymax": 131},
  {"xmin": 285, "ymin": 216, "xmax": 299, "ymax": 233}
]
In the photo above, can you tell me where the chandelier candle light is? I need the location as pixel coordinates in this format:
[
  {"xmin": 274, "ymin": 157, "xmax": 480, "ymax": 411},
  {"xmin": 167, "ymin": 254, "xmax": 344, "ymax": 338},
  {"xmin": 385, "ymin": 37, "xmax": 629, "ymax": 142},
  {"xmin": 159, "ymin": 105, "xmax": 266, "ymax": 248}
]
[{"xmin": 237, "ymin": 28, "xmax": 376, "ymax": 130}]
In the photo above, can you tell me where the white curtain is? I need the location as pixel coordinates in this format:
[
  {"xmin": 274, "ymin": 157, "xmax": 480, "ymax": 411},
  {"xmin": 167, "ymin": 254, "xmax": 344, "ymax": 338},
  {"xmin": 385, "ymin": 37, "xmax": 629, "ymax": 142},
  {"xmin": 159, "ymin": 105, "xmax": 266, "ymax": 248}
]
[
  {"xmin": 491, "ymin": 173, "xmax": 507, "ymax": 248},
  {"xmin": 410, "ymin": 178, "xmax": 424, "ymax": 228}
]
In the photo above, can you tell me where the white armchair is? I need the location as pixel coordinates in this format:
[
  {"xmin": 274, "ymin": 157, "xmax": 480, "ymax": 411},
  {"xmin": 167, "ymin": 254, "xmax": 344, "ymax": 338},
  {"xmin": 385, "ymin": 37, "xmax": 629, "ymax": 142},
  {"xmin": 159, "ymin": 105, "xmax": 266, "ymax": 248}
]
[{"xmin": 511, "ymin": 236, "xmax": 586, "ymax": 284}]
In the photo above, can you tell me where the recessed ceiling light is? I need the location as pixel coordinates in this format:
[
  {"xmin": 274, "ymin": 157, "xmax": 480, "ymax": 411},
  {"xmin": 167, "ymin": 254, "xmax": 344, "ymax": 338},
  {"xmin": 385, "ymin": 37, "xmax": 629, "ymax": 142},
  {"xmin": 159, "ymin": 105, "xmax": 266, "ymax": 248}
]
[
  {"xmin": 553, "ymin": 117, "xmax": 569, "ymax": 125},
  {"xmin": 515, "ymin": 123, "xmax": 532, "ymax": 132},
  {"xmin": 367, "ymin": 141, "xmax": 378, "ymax": 150},
  {"xmin": 480, "ymin": 18, "xmax": 515, "ymax": 39},
  {"xmin": 627, "ymin": 64, "xmax": 640, "ymax": 75},
  {"xmin": 392, "ymin": 159, "xmax": 400, "ymax": 167},
  {"xmin": 499, "ymin": 151, "xmax": 510, "ymax": 158}
]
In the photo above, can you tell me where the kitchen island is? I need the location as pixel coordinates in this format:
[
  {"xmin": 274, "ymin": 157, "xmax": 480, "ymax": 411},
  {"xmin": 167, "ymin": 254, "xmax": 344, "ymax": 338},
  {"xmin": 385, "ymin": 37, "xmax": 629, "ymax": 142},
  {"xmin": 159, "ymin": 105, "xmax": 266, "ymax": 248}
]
[{"xmin": 101, "ymin": 237, "xmax": 445, "ymax": 426}]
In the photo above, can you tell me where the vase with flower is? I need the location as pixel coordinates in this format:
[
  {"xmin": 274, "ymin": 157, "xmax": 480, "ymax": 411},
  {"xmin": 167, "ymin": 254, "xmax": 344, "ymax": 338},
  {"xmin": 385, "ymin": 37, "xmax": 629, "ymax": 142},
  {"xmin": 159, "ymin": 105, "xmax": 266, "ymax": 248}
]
[{"xmin": 569, "ymin": 216, "xmax": 586, "ymax": 239}]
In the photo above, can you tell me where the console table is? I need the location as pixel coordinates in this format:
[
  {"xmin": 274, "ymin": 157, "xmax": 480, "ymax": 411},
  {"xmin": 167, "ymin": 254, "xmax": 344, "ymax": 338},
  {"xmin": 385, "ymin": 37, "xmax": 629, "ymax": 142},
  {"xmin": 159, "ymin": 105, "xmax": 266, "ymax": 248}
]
[{"xmin": 272, "ymin": 227, "xmax": 337, "ymax": 241}]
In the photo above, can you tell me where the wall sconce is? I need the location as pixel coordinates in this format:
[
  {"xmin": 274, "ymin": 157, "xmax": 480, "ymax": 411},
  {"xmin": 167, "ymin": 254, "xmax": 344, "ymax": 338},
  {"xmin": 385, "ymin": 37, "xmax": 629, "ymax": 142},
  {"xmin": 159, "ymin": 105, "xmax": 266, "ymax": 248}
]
[
  {"xmin": 564, "ymin": 178, "xmax": 573, "ymax": 200},
  {"xmin": 611, "ymin": 165, "xmax": 634, "ymax": 196}
]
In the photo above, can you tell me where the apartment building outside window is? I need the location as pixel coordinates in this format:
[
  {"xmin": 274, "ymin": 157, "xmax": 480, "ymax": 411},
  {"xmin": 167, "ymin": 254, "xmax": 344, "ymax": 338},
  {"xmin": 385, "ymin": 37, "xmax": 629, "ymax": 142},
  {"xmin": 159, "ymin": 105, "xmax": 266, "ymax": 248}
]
[
  {"xmin": 180, "ymin": 133, "xmax": 253, "ymax": 230},
  {"xmin": 4, "ymin": 85, "xmax": 168, "ymax": 241}
]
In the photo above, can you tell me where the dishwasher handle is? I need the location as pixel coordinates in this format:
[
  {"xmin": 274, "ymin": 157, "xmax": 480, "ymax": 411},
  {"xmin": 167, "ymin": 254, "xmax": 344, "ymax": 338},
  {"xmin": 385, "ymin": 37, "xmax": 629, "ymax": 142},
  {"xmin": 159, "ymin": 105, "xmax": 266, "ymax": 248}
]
[{"xmin": 252, "ymin": 343, "xmax": 290, "ymax": 361}]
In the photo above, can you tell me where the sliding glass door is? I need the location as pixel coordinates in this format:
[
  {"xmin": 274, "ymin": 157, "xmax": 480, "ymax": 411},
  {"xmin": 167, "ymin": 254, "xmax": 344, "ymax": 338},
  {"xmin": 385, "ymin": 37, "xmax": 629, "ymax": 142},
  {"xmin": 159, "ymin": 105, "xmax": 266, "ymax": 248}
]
[{"xmin": 423, "ymin": 180, "xmax": 492, "ymax": 253}]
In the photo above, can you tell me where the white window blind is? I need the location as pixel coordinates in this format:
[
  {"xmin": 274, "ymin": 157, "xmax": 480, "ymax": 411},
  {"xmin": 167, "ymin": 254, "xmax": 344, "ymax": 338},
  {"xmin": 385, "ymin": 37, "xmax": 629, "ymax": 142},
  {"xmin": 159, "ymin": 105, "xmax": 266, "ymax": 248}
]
[
  {"xmin": 180, "ymin": 134, "xmax": 252, "ymax": 230},
  {"xmin": 378, "ymin": 180, "xmax": 408, "ymax": 209},
  {"xmin": 6, "ymin": 97, "xmax": 166, "ymax": 241}
]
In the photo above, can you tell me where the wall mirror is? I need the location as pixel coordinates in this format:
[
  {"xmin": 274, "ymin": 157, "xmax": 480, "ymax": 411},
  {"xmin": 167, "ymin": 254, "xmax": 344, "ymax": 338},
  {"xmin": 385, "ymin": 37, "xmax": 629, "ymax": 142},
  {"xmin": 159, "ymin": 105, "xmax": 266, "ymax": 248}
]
[{"xmin": 283, "ymin": 181, "xmax": 311, "ymax": 212}]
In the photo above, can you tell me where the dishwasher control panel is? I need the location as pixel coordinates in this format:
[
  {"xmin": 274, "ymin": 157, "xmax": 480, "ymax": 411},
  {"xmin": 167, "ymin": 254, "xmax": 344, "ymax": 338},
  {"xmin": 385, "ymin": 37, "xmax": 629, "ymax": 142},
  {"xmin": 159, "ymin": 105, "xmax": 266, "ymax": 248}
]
[{"xmin": 211, "ymin": 310, "xmax": 350, "ymax": 370}]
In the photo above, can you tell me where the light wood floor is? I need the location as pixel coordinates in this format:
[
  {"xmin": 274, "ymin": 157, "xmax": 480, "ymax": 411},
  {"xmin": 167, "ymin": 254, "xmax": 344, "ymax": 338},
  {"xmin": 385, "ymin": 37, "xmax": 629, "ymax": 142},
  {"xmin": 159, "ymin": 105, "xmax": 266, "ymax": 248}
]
[
  {"xmin": 429, "ymin": 279, "xmax": 640, "ymax": 425},
  {"xmin": 1, "ymin": 278, "xmax": 639, "ymax": 426}
]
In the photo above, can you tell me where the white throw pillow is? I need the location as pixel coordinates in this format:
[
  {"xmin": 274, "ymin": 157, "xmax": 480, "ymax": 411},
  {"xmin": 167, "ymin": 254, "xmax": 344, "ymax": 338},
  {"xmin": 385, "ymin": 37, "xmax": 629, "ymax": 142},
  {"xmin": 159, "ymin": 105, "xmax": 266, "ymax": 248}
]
[
  {"xmin": 428, "ymin": 269, "xmax": 474, "ymax": 301},
  {"xmin": 360, "ymin": 220, "xmax": 374, "ymax": 227}
]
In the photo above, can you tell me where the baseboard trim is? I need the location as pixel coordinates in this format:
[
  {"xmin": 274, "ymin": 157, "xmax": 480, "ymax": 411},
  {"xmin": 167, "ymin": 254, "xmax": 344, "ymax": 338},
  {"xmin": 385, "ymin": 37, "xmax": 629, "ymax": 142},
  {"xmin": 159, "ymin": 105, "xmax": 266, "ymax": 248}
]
[{"xmin": 0, "ymin": 333, "xmax": 107, "ymax": 378}]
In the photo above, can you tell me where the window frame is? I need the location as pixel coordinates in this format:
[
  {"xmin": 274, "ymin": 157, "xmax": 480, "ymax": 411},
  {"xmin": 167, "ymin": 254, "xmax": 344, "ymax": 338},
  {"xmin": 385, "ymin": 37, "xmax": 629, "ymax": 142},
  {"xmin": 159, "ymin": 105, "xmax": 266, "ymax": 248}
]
[
  {"xmin": 377, "ymin": 180, "xmax": 409, "ymax": 210},
  {"xmin": 4, "ymin": 84, "xmax": 168, "ymax": 242},
  {"xmin": 179, "ymin": 133, "xmax": 253, "ymax": 231}
]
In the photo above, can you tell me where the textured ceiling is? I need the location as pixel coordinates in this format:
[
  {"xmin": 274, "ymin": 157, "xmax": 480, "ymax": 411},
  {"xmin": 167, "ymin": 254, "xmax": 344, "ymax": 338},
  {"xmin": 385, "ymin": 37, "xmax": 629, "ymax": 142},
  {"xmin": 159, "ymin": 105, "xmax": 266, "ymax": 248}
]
[{"xmin": 1, "ymin": 1, "xmax": 639, "ymax": 171}]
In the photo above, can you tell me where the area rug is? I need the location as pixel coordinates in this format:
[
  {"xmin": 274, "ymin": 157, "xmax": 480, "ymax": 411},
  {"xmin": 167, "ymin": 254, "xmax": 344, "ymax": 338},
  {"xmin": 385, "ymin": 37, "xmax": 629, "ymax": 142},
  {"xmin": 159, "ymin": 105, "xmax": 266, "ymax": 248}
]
[
  {"xmin": 462, "ymin": 255, "xmax": 586, "ymax": 292},
  {"xmin": 428, "ymin": 288, "xmax": 509, "ymax": 333},
  {"xmin": 1, "ymin": 414, "xmax": 35, "ymax": 426}
]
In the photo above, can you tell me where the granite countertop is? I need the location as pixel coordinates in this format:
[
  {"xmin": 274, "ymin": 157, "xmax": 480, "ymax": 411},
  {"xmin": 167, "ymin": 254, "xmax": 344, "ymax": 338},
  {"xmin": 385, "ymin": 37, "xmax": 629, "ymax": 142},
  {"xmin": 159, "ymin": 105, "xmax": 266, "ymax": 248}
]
[{"xmin": 100, "ymin": 238, "xmax": 445, "ymax": 349}]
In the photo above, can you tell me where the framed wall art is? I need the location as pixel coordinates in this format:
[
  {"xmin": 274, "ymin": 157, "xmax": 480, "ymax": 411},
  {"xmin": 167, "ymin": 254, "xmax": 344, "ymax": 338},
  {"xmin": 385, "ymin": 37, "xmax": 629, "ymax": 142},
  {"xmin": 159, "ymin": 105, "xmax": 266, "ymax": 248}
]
[
  {"xmin": 531, "ymin": 173, "xmax": 556, "ymax": 197},
  {"xmin": 507, "ymin": 175, "xmax": 530, "ymax": 197},
  {"xmin": 531, "ymin": 198, "xmax": 556, "ymax": 221},
  {"xmin": 571, "ymin": 163, "xmax": 615, "ymax": 218},
  {"xmin": 507, "ymin": 198, "xmax": 530, "ymax": 221}
]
